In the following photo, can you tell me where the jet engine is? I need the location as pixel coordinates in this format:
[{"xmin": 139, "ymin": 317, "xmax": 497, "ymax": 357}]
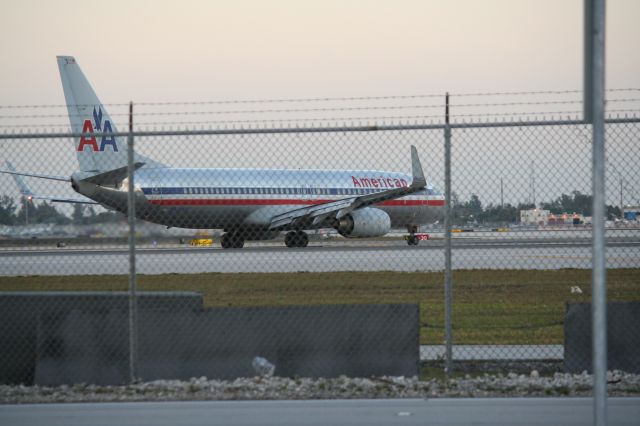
[{"xmin": 335, "ymin": 207, "xmax": 391, "ymax": 238}]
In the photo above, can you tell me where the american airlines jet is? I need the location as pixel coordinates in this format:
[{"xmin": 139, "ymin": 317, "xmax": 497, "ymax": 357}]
[{"xmin": 1, "ymin": 56, "xmax": 444, "ymax": 248}]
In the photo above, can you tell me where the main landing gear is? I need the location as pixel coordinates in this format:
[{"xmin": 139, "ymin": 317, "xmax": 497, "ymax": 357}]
[
  {"xmin": 220, "ymin": 230, "xmax": 309, "ymax": 249},
  {"xmin": 284, "ymin": 230, "xmax": 309, "ymax": 248},
  {"xmin": 220, "ymin": 232, "xmax": 244, "ymax": 249}
]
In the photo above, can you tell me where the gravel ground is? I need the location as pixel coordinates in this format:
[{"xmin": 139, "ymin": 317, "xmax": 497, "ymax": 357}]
[{"xmin": 2, "ymin": 371, "xmax": 640, "ymax": 404}]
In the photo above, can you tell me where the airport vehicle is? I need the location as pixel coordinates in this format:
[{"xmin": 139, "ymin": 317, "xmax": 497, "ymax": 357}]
[
  {"xmin": 190, "ymin": 238, "xmax": 214, "ymax": 247},
  {"xmin": 1, "ymin": 56, "xmax": 444, "ymax": 248}
]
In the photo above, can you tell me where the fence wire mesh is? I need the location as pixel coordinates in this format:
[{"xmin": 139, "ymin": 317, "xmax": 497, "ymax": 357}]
[{"xmin": 1, "ymin": 95, "xmax": 639, "ymax": 386}]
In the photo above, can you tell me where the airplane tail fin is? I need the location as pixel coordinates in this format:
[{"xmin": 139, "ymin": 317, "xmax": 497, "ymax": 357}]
[
  {"xmin": 5, "ymin": 161, "xmax": 35, "ymax": 198},
  {"xmin": 57, "ymin": 56, "xmax": 163, "ymax": 173}
]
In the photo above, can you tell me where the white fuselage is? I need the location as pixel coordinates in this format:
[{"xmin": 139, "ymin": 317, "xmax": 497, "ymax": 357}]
[{"xmin": 77, "ymin": 167, "xmax": 444, "ymax": 233}]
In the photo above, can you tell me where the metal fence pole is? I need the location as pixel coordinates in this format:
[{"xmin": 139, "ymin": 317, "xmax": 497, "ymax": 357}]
[
  {"xmin": 444, "ymin": 93, "xmax": 453, "ymax": 375},
  {"xmin": 587, "ymin": 0, "xmax": 608, "ymax": 424},
  {"xmin": 127, "ymin": 101, "xmax": 138, "ymax": 383}
]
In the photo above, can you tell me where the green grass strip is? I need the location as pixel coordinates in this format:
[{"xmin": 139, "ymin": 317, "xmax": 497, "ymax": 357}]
[{"xmin": 1, "ymin": 269, "xmax": 638, "ymax": 345}]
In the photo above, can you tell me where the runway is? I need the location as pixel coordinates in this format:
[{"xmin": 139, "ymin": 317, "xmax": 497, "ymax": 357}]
[
  {"xmin": 2, "ymin": 398, "xmax": 639, "ymax": 426},
  {"xmin": 0, "ymin": 238, "xmax": 638, "ymax": 275}
]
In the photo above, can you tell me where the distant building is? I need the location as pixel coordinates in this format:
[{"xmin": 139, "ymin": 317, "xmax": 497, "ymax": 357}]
[{"xmin": 520, "ymin": 209, "xmax": 549, "ymax": 225}]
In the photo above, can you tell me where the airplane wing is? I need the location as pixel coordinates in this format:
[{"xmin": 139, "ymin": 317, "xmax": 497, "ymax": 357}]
[
  {"xmin": 268, "ymin": 145, "xmax": 427, "ymax": 230},
  {"xmin": 3, "ymin": 161, "xmax": 98, "ymax": 205}
]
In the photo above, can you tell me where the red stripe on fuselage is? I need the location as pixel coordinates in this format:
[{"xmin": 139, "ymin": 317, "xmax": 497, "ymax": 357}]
[{"xmin": 148, "ymin": 198, "xmax": 445, "ymax": 207}]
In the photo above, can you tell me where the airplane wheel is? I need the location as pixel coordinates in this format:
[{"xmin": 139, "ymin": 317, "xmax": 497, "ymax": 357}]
[
  {"xmin": 285, "ymin": 231, "xmax": 296, "ymax": 248},
  {"xmin": 221, "ymin": 233, "xmax": 231, "ymax": 249},
  {"xmin": 407, "ymin": 235, "xmax": 419, "ymax": 246},
  {"xmin": 285, "ymin": 231, "xmax": 308, "ymax": 248},
  {"xmin": 232, "ymin": 237, "xmax": 244, "ymax": 248},
  {"xmin": 296, "ymin": 231, "xmax": 309, "ymax": 248},
  {"xmin": 221, "ymin": 233, "xmax": 244, "ymax": 249}
]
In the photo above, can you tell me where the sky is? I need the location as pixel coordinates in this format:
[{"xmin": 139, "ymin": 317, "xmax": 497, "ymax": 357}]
[
  {"xmin": 1, "ymin": 0, "xmax": 639, "ymax": 106},
  {"xmin": 1, "ymin": 0, "xmax": 639, "ymax": 210}
]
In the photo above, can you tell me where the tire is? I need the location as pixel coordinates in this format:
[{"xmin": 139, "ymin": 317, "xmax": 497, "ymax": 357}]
[
  {"xmin": 221, "ymin": 233, "xmax": 232, "ymax": 249},
  {"xmin": 285, "ymin": 231, "xmax": 308, "ymax": 248},
  {"xmin": 296, "ymin": 231, "xmax": 309, "ymax": 248},
  {"xmin": 407, "ymin": 235, "xmax": 419, "ymax": 246},
  {"xmin": 232, "ymin": 237, "xmax": 244, "ymax": 248},
  {"xmin": 221, "ymin": 233, "xmax": 244, "ymax": 249},
  {"xmin": 285, "ymin": 231, "xmax": 296, "ymax": 248}
]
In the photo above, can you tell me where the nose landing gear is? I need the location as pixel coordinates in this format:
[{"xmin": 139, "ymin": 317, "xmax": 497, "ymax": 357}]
[{"xmin": 405, "ymin": 225, "xmax": 429, "ymax": 246}]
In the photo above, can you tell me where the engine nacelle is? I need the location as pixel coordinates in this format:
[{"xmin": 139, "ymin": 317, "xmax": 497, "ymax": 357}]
[{"xmin": 336, "ymin": 207, "xmax": 391, "ymax": 238}]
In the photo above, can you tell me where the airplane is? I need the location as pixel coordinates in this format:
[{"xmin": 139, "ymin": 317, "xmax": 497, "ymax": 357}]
[
  {"xmin": 0, "ymin": 56, "xmax": 444, "ymax": 249},
  {"xmin": 4, "ymin": 160, "xmax": 97, "ymax": 205}
]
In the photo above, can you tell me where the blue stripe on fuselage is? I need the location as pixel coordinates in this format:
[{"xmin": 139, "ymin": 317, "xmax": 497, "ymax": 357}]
[{"xmin": 141, "ymin": 187, "xmax": 438, "ymax": 197}]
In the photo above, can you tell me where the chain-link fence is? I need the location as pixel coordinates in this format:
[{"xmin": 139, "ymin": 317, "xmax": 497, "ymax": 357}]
[{"xmin": 1, "ymin": 91, "xmax": 639, "ymax": 386}]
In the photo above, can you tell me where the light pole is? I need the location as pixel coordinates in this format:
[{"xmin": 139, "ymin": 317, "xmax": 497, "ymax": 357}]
[{"xmin": 25, "ymin": 195, "xmax": 32, "ymax": 226}]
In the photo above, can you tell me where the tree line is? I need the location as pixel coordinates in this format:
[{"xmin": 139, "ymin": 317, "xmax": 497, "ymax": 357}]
[{"xmin": 451, "ymin": 190, "xmax": 622, "ymax": 226}]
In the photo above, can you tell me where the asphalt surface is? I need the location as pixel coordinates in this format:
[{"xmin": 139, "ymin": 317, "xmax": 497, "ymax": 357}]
[
  {"xmin": 0, "ymin": 239, "xmax": 638, "ymax": 275},
  {"xmin": 2, "ymin": 398, "xmax": 639, "ymax": 426}
]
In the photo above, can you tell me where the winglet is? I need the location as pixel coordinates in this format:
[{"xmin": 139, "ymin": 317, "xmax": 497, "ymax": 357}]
[{"xmin": 410, "ymin": 145, "xmax": 426, "ymax": 188}]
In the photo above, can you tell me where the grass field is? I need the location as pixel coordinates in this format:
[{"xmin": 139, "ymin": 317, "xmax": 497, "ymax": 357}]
[{"xmin": 1, "ymin": 269, "xmax": 638, "ymax": 345}]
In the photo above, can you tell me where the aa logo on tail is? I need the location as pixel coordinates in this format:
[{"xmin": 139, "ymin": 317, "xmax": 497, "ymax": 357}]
[{"xmin": 77, "ymin": 106, "xmax": 118, "ymax": 152}]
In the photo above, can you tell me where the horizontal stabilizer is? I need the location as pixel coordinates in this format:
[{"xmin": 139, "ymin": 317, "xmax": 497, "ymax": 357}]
[
  {"xmin": 3, "ymin": 161, "xmax": 97, "ymax": 204},
  {"xmin": 32, "ymin": 195, "xmax": 98, "ymax": 205},
  {"xmin": 0, "ymin": 161, "xmax": 69, "ymax": 182},
  {"xmin": 80, "ymin": 162, "xmax": 145, "ymax": 185}
]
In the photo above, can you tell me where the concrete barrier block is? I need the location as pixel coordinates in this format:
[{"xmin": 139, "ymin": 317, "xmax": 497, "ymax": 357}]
[
  {"xmin": 1, "ymin": 292, "xmax": 419, "ymax": 385},
  {"xmin": 564, "ymin": 302, "xmax": 640, "ymax": 373}
]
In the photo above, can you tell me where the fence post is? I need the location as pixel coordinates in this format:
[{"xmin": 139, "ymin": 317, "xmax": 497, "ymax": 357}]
[
  {"xmin": 586, "ymin": 0, "xmax": 608, "ymax": 424},
  {"xmin": 127, "ymin": 101, "xmax": 138, "ymax": 383},
  {"xmin": 444, "ymin": 93, "xmax": 453, "ymax": 376}
]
